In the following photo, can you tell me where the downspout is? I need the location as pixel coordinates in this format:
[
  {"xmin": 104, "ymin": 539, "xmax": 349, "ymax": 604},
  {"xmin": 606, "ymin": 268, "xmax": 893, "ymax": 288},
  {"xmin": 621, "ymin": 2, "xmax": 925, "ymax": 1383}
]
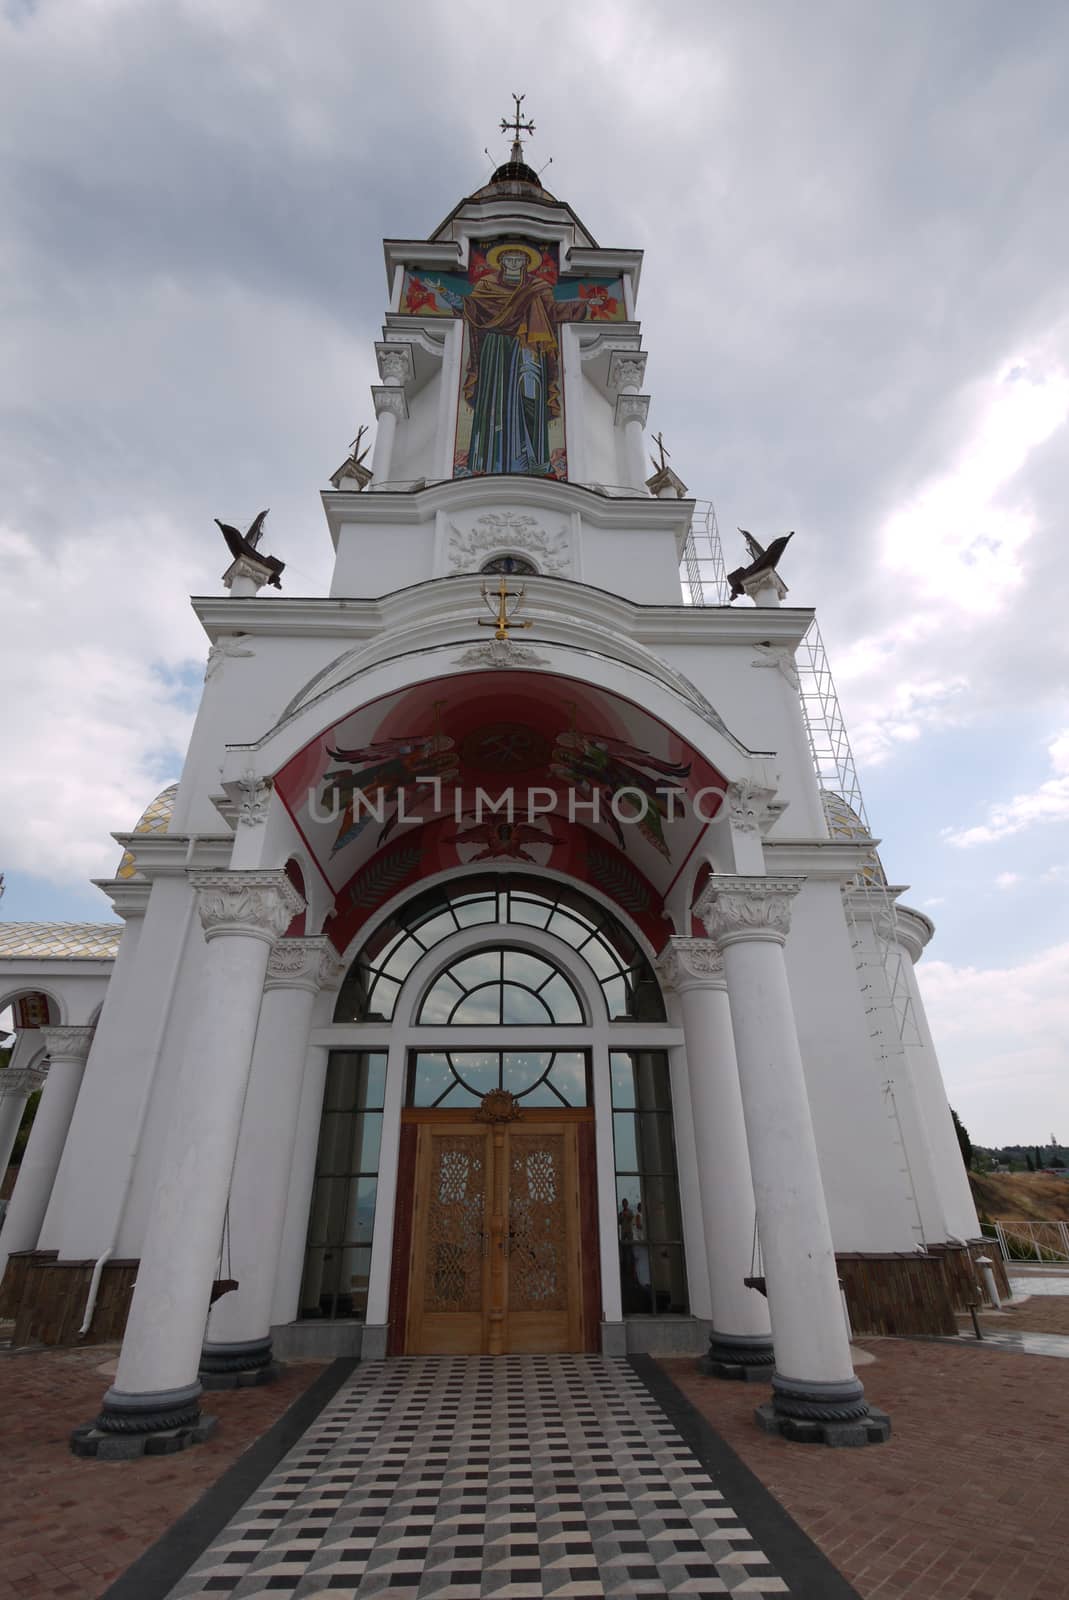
[{"xmin": 78, "ymin": 836, "xmax": 201, "ymax": 1338}]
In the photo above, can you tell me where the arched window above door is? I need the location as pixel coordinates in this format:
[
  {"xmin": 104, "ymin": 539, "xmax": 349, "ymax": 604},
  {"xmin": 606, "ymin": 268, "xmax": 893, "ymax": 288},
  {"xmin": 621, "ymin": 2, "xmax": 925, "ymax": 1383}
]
[
  {"xmin": 333, "ymin": 875, "xmax": 666, "ymax": 1024},
  {"xmin": 418, "ymin": 947, "xmax": 583, "ymax": 1025},
  {"xmin": 480, "ymin": 554, "xmax": 538, "ymax": 576}
]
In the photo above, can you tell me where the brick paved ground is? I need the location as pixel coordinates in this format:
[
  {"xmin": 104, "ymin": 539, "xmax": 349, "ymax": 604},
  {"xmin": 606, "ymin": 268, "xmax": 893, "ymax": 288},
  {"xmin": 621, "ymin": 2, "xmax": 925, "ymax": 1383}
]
[
  {"xmin": 0, "ymin": 1345, "xmax": 324, "ymax": 1600},
  {"xmin": 959, "ymin": 1293, "xmax": 1069, "ymax": 1335},
  {"xmin": 661, "ymin": 1340, "xmax": 1069, "ymax": 1600}
]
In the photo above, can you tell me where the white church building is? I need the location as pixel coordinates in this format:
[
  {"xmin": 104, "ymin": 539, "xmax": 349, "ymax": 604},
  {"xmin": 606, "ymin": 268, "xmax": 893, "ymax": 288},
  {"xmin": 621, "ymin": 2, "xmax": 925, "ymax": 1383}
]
[{"xmin": 0, "ymin": 128, "xmax": 996, "ymax": 1452}]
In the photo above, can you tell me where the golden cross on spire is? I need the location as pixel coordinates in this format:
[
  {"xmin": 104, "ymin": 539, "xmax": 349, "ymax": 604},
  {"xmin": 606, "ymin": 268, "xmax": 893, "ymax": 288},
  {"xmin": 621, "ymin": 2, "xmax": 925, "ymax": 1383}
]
[
  {"xmin": 650, "ymin": 430, "xmax": 671, "ymax": 474},
  {"xmin": 479, "ymin": 575, "xmax": 533, "ymax": 642},
  {"xmin": 500, "ymin": 93, "xmax": 535, "ymax": 158}
]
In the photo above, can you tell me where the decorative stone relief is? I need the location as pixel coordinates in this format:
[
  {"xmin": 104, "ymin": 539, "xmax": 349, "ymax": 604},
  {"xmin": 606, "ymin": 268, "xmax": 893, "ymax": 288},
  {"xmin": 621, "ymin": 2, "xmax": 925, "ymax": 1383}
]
[
  {"xmin": 40, "ymin": 1025, "xmax": 95, "ymax": 1065},
  {"xmin": 694, "ymin": 875, "xmax": 804, "ymax": 948},
  {"xmin": 190, "ymin": 869, "xmax": 305, "ymax": 944},
  {"xmin": 614, "ymin": 393, "xmax": 650, "ymax": 428},
  {"xmin": 372, "ymin": 385, "xmax": 409, "ymax": 420},
  {"xmin": 725, "ymin": 781, "xmax": 782, "ymax": 835},
  {"xmin": 607, "ymin": 351, "xmax": 647, "ymax": 392},
  {"xmin": 448, "ymin": 512, "xmax": 572, "ymax": 578},
  {"xmin": 265, "ymin": 936, "xmax": 331, "ymax": 991},
  {"xmin": 0, "ymin": 1065, "xmax": 49, "ymax": 1097},
  {"xmin": 375, "ymin": 343, "xmax": 414, "ymax": 385},
  {"xmin": 454, "ymin": 638, "xmax": 550, "ymax": 670},
  {"xmin": 237, "ymin": 772, "xmax": 273, "ymax": 827},
  {"xmin": 656, "ymin": 936, "xmax": 725, "ymax": 991},
  {"xmin": 205, "ymin": 636, "xmax": 255, "ymax": 682},
  {"xmin": 751, "ymin": 643, "xmax": 801, "ymax": 689}
]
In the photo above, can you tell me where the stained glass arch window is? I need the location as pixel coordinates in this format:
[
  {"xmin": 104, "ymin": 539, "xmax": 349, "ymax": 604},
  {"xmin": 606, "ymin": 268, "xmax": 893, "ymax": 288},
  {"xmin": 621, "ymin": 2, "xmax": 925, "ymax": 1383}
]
[
  {"xmin": 480, "ymin": 554, "xmax": 538, "ymax": 576},
  {"xmin": 334, "ymin": 875, "xmax": 666, "ymax": 1024}
]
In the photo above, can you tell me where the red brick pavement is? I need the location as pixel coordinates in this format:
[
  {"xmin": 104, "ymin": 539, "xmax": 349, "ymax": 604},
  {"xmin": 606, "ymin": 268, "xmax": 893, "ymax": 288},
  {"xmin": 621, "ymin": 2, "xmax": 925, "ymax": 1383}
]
[
  {"xmin": 662, "ymin": 1340, "xmax": 1069, "ymax": 1600},
  {"xmin": 0, "ymin": 1345, "xmax": 325, "ymax": 1600}
]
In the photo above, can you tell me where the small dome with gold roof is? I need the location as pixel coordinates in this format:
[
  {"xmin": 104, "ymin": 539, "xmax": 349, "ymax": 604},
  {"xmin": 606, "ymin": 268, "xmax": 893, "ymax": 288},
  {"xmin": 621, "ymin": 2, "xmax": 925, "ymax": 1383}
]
[
  {"xmin": 115, "ymin": 782, "xmax": 179, "ymax": 880},
  {"xmin": 821, "ymin": 791, "xmax": 887, "ymax": 887}
]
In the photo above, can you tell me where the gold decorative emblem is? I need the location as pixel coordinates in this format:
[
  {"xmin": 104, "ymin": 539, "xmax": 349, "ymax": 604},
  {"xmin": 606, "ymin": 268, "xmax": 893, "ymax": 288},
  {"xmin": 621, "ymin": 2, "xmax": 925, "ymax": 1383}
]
[
  {"xmin": 479, "ymin": 575, "xmax": 533, "ymax": 642},
  {"xmin": 475, "ymin": 1089, "xmax": 522, "ymax": 1123}
]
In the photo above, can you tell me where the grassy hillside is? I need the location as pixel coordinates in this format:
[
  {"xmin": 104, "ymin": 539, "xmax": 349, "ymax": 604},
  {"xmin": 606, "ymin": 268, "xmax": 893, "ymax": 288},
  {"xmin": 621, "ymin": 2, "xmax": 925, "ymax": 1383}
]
[{"xmin": 970, "ymin": 1171, "xmax": 1069, "ymax": 1223}]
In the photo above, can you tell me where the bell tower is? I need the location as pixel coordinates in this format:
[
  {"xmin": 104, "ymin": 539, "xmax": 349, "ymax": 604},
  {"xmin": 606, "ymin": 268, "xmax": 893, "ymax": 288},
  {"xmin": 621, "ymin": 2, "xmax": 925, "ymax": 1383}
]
[{"xmin": 325, "ymin": 103, "xmax": 691, "ymax": 606}]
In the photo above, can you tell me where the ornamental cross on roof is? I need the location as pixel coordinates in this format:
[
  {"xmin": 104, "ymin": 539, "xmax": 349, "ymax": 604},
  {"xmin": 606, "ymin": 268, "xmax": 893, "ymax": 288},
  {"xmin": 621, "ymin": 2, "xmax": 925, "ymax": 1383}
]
[
  {"xmin": 501, "ymin": 93, "xmax": 535, "ymax": 160},
  {"xmin": 650, "ymin": 431, "xmax": 671, "ymax": 474}
]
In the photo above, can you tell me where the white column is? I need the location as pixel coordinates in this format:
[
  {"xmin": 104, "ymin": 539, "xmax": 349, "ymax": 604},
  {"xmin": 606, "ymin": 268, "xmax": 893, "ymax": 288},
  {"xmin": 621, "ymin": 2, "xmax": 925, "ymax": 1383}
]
[
  {"xmin": 370, "ymin": 344, "xmax": 413, "ymax": 486},
  {"xmin": 697, "ymin": 875, "xmax": 888, "ymax": 1442},
  {"xmin": 93, "ymin": 869, "xmax": 303, "ymax": 1440},
  {"xmin": 0, "ymin": 1028, "xmax": 93, "ymax": 1274},
  {"xmin": 200, "ymin": 937, "xmax": 340, "ymax": 1382},
  {"xmin": 614, "ymin": 392, "xmax": 651, "ymax": 493},
  {"xmin": 271, "ymin": 1042, "xmax": 331, "ymax": 1326},
  {"xmin": 659, "ymin": 938, "xmax": 774, "ymax": 1379},
  {"xmin": 0, "ymin": 1066, "xmax": 48, "ymax": 1191}
]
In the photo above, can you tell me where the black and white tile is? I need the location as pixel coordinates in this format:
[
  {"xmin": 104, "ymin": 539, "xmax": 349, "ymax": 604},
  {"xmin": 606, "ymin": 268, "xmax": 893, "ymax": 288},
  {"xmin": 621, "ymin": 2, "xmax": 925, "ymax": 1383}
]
[{"xmin": 166, "ymin": 1356, "xmax": 790, "ymax": 1599}]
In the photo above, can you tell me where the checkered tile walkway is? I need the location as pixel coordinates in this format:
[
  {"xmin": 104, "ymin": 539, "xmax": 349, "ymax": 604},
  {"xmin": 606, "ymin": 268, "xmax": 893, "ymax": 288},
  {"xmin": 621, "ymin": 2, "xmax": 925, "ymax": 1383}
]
[{"xmin": 165, "ymin": 1356, "xmax": 790, "ymax": 1598}]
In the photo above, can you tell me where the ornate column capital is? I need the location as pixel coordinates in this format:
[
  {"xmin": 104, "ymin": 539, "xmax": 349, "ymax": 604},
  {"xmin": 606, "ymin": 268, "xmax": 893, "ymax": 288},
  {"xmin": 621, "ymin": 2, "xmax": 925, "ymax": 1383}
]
[
  {"xmin": 189, "ymin": 869, "xmax": 305, "ymax": 946},
  {"xmin": 0, "ymin": 1065, "xmax": 49, "ymax": 1097},
  {"xmin": 656, "ymin": 936, "xmax": 726, "ymax": 993},
  {"xmin": 265, "ymin": 936, "xmax": 343, "ymax": 994},
  {"xmin": 40, "ymin": 1024, "xmax": 95, "ymax": 1066},
  {"xmin": 374, "ymin": 342, "xmax": 415, "ymax": 385},
  {"xmin": 372, "ymin": 384, "xmax": 409, "ymax": 421},
  {"xmin": 607, "ymin": 350, "xmax": 648, "ymax": 393},
  {"xmin": 725, "ymin": 781, "xmax": 784, "ymax": 836},
  {"xmin": 694, "ymin": 875, "xmax": 805, "ymax": 949},
  {"xmin": 235, "ymin": 771, "xmax": 273, "ymax": 827},
  {"xmin": 614, "ymin": 392, "xmax": 650, "ymax": 429},
  {"xmin": 223, "ymin": 554, "xmax": 276, "ymax": 594}
]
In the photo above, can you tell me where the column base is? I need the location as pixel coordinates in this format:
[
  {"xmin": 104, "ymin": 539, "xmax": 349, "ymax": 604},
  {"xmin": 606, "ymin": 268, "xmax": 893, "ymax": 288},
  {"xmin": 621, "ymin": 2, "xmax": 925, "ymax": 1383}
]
[
  {"xmin": 199, "ymin": 1336, "xmax": 280, "ymax": 1390},
  {"xmin": 754, "ymin": 1372, "xmax": 891, "ymax": 1447},
  {"xmin": 72, "ymin": 1381, "xmax": 213, "ymax": 1458},
  {"xmin": 698, "ymin": 1330, "xmax": 774, "ymax": 1382}
]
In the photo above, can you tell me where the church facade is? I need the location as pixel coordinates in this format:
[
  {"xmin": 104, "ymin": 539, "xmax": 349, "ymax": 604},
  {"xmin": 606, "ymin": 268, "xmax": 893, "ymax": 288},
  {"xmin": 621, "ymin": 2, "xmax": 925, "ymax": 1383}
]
[{"xmin": 0, "ymin": 138, "xmax": 993, "ymax": 1451}]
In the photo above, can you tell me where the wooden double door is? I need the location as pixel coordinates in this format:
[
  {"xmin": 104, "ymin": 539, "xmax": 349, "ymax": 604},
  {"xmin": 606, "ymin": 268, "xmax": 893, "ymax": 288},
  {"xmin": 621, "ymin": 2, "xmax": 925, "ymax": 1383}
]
[{"xmin": 401, "ymin": 1112, "xmax": 594, "ymax": 1355}]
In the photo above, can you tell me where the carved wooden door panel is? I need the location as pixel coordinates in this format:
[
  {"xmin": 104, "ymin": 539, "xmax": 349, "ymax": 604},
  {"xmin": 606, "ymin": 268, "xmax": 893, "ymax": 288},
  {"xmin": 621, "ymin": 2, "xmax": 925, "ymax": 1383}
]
[
  {"xmin": 504, "ymin": 1123, "xmax": 582, "ymax": 1353},
  {"xmin": 406, "ymin": 1125, "xmax": 490, "ymax": 1355}
]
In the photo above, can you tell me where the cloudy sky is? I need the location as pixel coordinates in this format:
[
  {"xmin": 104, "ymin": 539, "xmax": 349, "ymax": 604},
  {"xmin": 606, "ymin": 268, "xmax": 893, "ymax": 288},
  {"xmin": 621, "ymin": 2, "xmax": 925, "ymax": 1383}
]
[{"xmin": 2, "ymin": 0, "xmax": 1067, "ymax": 1145}]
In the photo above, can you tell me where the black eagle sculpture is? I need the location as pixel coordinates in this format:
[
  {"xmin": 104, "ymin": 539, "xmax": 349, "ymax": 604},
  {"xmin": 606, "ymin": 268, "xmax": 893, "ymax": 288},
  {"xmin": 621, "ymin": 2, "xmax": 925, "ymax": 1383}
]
[
  {"xmin": 215, "ymin": 508, "xmax": 285, "ymax": 589},
  {"xmin": 727, "ymin": 528, "xmax": 794, "ymax": 600}
]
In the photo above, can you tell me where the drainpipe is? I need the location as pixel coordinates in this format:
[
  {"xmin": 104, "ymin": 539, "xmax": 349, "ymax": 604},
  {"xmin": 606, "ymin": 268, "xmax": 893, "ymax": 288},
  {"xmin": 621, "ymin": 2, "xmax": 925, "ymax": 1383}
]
[{"xmin": 77, "ymin": 838, "xmax": 200, "ymax": 1338}]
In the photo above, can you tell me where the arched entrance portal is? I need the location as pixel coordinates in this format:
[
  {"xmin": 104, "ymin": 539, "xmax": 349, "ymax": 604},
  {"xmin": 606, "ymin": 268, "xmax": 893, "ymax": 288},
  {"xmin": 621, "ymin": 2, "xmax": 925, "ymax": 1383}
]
[{"xmin": 302, "ymin": 875, "xmax": 687, "ymax": 1355}]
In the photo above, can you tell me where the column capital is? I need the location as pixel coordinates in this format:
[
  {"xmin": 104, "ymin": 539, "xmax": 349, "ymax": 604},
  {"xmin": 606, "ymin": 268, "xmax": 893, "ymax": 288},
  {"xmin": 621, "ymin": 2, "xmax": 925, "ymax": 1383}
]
[
  {"xmin": 656, "ymin": 936, "xmax": 726, "ymax": 992},
  {"xmin": 607, "ymin": 350, "xmax": 648, "ymax": 393},
  {"xmin": 40, "ymin": 1024, "xmax": 95, "ymax": 1065},
  {"xmin": 0, "ymin": 1065, "xmax": 48, "ymax": 1097},
  {"xmin": 372, "ymin": 384, "xmax": 409, "ymax": 421},
  {"xmin": 223, "ymin": 554, "xmax": 277, "ymax": 595},
  {"xmin": 189, "ymin": 869, "xmax": 305, "ymax": 946},
  {"xmin": 614, "ymin": 392, "xmax": 650, "ymax": 428},
  {"xmin": 265, "ymin": 936, "xmax": 343, "ymax": 994},
  {"xmin": 694, "ymin": 875, "xmax": 805, "ymax": 949},
  {"xmin": 374, "ymin": 341, "xmax": 415, "ymax": 385}
]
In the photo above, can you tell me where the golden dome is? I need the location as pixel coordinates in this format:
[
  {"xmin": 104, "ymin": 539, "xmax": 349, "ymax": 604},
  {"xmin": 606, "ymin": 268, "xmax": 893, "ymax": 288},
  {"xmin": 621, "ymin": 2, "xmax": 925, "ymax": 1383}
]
[
  {"xmin": 115, "ymin": 782, "xmax": 179, "ymax": 880},
  {"xmin": 0, "ymin": 923, "xmax": 122, "ymax": 960},
  {"xmin": 821, "ymin": 792, "xmax": 887, "ymax": 887}
]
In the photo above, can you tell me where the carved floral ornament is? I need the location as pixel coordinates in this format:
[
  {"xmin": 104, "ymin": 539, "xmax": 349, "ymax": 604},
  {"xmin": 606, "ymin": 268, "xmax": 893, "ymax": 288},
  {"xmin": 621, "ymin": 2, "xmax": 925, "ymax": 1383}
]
[
  {"xmin": 725, "ymin": 781, "xmax": 782, "ymax": 836},
  {"xmin": 693, "ymin": 875, "xmax": 805, "ymax": 949},
  {"xmin": 448, "ymin": 511, "xmax": 571, "ymax": 577},
  {"xmin": 190, "ymin": 869, "xmax": 306, "ymax": 945},
  {"xmin": 656, "ymin": 937, "xmax": 725, "ymax": 992},
  {"xmin": 236, "ymin": 771, "xmax": 273, "ymax": 826},
  {"xmin": 0, "ymin": 1066, "xmax": 49, "ymax": 1097},
  {"xmin": 40, "ymin": 1024, "xmax": 96, "ymax": 1064},
  {"xmin": 265, "ymin": 937, "xmax": 345, "ymax": 993},
  {"xmin": 475, "ymin": 1089, "xmax": 522, "ymax": 1124}
]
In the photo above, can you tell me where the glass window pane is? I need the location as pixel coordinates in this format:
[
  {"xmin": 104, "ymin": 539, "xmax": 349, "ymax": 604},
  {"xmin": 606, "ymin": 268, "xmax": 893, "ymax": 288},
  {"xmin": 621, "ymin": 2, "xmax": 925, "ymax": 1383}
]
[
  {"xmin": 419, "ymin": 974, "xmax": 464, "ymax": 1023},
  {"xmin": 633, "ymin": 1053, "xmax": 672, "ymax": 1110},
  {"xmin": 508, "ymin": 896, "xmax": 553, "ymax": 928},
  {"xmin": 519, "ymin": 1079, "xmax": 565, "ymax": 1107},
  {"xmin": 332, "ymin": 966, "xmax": 369, "ymax": 1023},
  {"xmin": 633, "ymin": 972, "xmax": 667, "ymax": 1022},
  {"xmin": 413, "ymin": 910, "xmax": 460, "ymax": 949},
  {"xmin": 337, "ymin": 1245, "xmax": 372, "ymax": 1318},
  {"xmin": 502, "ymin": 1052, "xmax": 551, "ymax": 1094},
  {"xmin": 601, "ymin": 975, "xmax": 630, "ymax": 1018},
  {"xmin": 539, "ymin": 973, "xmax": 583, "ymax": 1024},
  {"xmin": 410, "ymin": 1051, "xmax": 453, "ymax": 1106},
  {"xmin": 348, "ymin": 1112, "xmax": 382, "ymax": 1174},
  {"xmin": 620, "ymin": 1244, "xmax": 652, "ymax": 1315},
  {"xmin": 361, "ymin": 1054, "xmax": 387, "ymax": 1110},
  {"xmin": 439, "ymin": 1080, "xmax": 480, "ymax": 1107},
  {"xmin": 503, "ymin": 950, "xmax": 554, "ymax": 988},
  {"xmin": 308, "ymin": 1175, "xmax": 348, "ymax": 1244},
  {"xmin": 324, "ymin": 1054, "xmax": 356, "ymax": 1111},
  {"xmin": 300, "ymin": 1246, "xmax": 340, "ymax": 1319},
  {"xmin": 641, "ymin": 1177, "xmax": 683, "ymax": 1243},
  {"xmin": 651, "ymin": 1245, "xmax": 688, "ymax": 1314},
  {"xmin": 316, "ymin": 1113, "xmax": 350, "ymax": 1174},
  {"xmin": 610, "ymin": 1052, "xmax": 637, "ymax": 1108},
  {"xmin": 450, "ymin": 1052, "xmax": 500, "ymax": 1096},
  {"xmin": 547, "ymin": 1052, "xmax": 588, "ymax": 1106},
  {"xmin": 453, "ymin": 895, "xmax": 497, "ymax": 927},
  {"xmin": 636, "ymin": 1113, "xmax": 676, "ymax": 1175},
  {"xmin": 613, "ymin": 1112, "xmax": 639, "ymax": 1173},
  {"xmin": 449, "ymin": 950, "xmax": 502, "ymax": 989},
  {"xmin": 616, "ymin": 1176, "xmax": 644, "ymax": 1239},
  {"xmin": 366, "ymin": 972, "xmax": 400, "ymax": 1020},
  {"xmin": 381, "ymin": 934, "xmax": 423, "ymax": 981},
  {"xmin": 451, "ymin": 985, "xmax": 503, "ymax": 1024},
  {"xmin": 346, "ymin": 1175, "xmax": 378, "ymax": 1243},
  {"xmin": 500, "ymin": 984, "xmax": 551, "ymax": 1024},
  {"xmin": 579, "ymin": 936, "xmax": 620, "ymax": 982},
  {"xmin": 547, "ymin": 908, "xmax": 595, "ymax": 947}
]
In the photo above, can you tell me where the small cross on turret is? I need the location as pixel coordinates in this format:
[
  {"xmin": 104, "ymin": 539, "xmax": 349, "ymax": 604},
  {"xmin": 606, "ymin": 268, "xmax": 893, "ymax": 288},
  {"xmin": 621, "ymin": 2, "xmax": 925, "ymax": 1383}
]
[{"xmin": 500, "ymin": 93, "xmax": 535, "ymax": 163}]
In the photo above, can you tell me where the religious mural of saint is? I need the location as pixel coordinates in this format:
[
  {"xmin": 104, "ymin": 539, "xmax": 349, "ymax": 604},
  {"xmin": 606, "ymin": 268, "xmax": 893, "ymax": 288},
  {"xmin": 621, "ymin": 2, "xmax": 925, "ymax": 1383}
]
[{"xmin": 399, "ymin": 240, "xmax": 626, "ymax": 480}]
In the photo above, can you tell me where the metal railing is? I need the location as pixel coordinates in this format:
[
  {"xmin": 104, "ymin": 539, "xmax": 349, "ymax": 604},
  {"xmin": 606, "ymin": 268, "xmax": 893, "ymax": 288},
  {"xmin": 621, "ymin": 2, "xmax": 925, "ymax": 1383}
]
[{"xmin": 991, "ymin": 1220, "xmax": 1069, "ymax": 1264}]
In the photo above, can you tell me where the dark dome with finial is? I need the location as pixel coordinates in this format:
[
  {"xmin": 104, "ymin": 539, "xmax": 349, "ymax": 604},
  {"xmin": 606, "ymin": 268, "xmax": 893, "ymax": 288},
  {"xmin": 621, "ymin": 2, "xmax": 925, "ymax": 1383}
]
[{"xmin": 491, "ymin": 157, "xmax": 542, "ymax": 187}]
